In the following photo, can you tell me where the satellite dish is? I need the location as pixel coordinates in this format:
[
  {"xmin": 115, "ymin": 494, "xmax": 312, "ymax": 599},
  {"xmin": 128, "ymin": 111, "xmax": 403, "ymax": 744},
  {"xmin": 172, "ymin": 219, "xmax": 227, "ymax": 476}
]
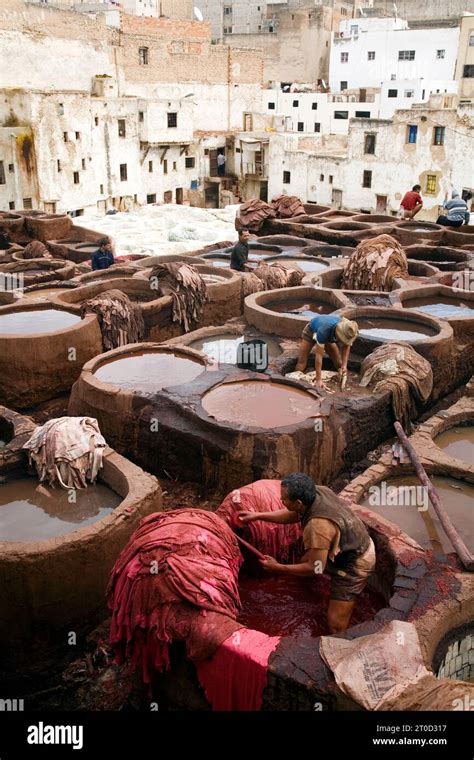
[{"xmin": 194, "ymin": 6, "xmax": 203, "ymax": 22}]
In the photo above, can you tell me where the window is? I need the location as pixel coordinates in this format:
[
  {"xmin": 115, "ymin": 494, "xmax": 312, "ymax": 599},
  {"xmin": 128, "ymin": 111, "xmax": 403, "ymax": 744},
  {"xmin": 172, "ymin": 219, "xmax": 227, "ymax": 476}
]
[
  {"xmin": 426, "ymin": 174, "xmax": 437, "ymax": 194},
  {"xmin": 81, "ymin": 158, "xmax": 86, "ymax": 170},
  {"xmin": 120, "ymin": 164, "xmax": 127, "ymax": 181},
  {"xmin": 433, "ymin": 126, "xmax": 445, "ymax": 146},
  {"xmin": 436, "ymin": 49, "xmax": 445, "ymax": 59},
  {"xmin": 23, "ymin": 198, "xmax": 33, "ymax": 209},
  {"xmin": 9, "ymin": 201, "xmax": 15, "ymax": 210},
  {"xmin": 292, "ymin": 100, "xmax": 299, "ymax": 107},
  {"xmin": 407, "ymin": 124, "xmax": 418, "ymax": 144},
  {"xmin": 224, "ymin": 5, "xmax": 232, "ymax": 14},
  {"xmin": 463, "ymin": 65, "xmax": 474, "ymax": 78},
  {"xmin": 57, "ymin": 160, "xmax": 61, "ymax": 172},
  {"xmin": 350, "ymin": 25, "xmax": 359, "ymax": 35},
  {"xmin": 404, "ymin": 89, "xmax": 415, "ymax": 98},
  {"xmin": 63, "ymin": 132, "xmax": 68, "ymax": 142},
  {"xmin": 314, "ymin": 122, "xmax": 321, "ymax": 132},
  {"xmin": 163, "ymin": 159, "xmax": 168, "ymax": 174},
  {"xmin": 470, "ymin": 34, "xmax": 474, "ymax": 46},
  {"xmin": 75, "ymin": 132, "xmax": 80, "ymax": 140},
  {"xmin": 167, "ymin": 112, "xmax": 178, "ymax": 128},
  {"xmin": 329, "ymin": 175, "xmax": 333, "ymax": 184},
  {"xmin": 118, "ymin": 119, "xmax": 126, "ymax": 137},
  {"xmin": 73, "ymin": 171, "xmax": 80, "ymax": 185},
  {"xmin": 268, "ymin": 102, "xmax": 275, "ymax": 110},
  {"xmin": 340, "ymin": 81, "xmax": 347, "ymax": 91},
  {"xmin": 320, "ymin": 174, "xmax": 324, "ymax": 181},
  {"xmin": 334, "ymin": 110, "xmax": 348, "ymax": 119},
  {"xmin": 8, "ymin": 164, "xmax": 14, "ymax": 173},
  {"xmin": 223, "ymin": 26, "xmax": 233, "ymax": 33},
  {"xmin": 398, "ymin": 50, "xmax": 415, "ymax": 61},
  {"xmin": 341, "ymin": 7, "xmax": 347, "ymax": 15},
  {"xmin": 364, "ymin": 133, "xmax": 376, "ymax": 154},
  {"xmin": 297, "ymin": 122, "xmax": 304, "ymax": 132},
  {"xmin": 362, "ymin": 170, "xmax": 372, "ymax": 188},
  {"xmin": 341, "ymin": 52, "xmax": 349, "ymax": 63},
  {"xmin": 312, "ymin": 102, "xmax": 317, "ymax": 110},
  {"xmin": 391, "ymin": 74, "xmax": 396, "ymax": 80},
  {"xmin": 139, "ymin": 111, "xmax": 144, "ymax": 123},
  {"xmin": 94, "ymin": 116, "xmax": 99, "ymax": 126},
  {"xmin": 100, "ymin": 184, "xmax": 104, "ymax": 194},
  {"xmin": 0, "ymin": 162, "xmax": 5, "ymax": 184},
  {"xmin": 368, "ymin": 51, "xmax": 375, "ymax": 61},
  {"xmin": 139, "ymin": 47, "xmax": 149, "ymax": 65},
  {"xmin": 355, "ymin": 111, "xmax": 371, "ymax": 117},
  {"xmin": 148, "ymin": 160, "xmax": 153, "ymax": 173},
  {"xmin": 388, "ymin": 89, "xmax": 398, "ymax": 98},
  {"xmin": 147, "ymin": 194, "xmax": 156, "ymax": 204},
  {"xmin": 185, "ymin": 156, "xmax": 195, "ymax": 168},
  {"xmin": 173, "ymin": 161, "xmax": 177, "ymax": 171},
  {"xmin": 283, "ymin": 171, "xmax": 291, "ymax": 184}
]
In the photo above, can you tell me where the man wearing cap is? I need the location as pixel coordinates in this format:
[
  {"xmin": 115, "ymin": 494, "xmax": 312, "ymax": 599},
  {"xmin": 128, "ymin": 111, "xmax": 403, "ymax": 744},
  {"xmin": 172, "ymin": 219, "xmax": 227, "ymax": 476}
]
[{"xmin": 295, "ymin": 314, "xmax": 359, "ymax": 390}]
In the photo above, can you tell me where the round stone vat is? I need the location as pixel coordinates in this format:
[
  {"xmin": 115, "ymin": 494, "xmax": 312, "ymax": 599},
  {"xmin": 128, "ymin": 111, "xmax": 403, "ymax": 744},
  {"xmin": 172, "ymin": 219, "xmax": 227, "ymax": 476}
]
[
  {"xmin": 410, "ymin": 397, "xmax": 474, "ymax": 477},
  {"xmin": 0, "ymin": 258, "xmax": 75, "ymax": 285},
  {"xmin": 245, "ymin": 286, "xmax": 348, "ymax": 338},
  {"xmin": 322, "ymin": 220, "xmax": 372, "ymax": 231},
  {"xmin": 304, "ymin": 243, "xmax": 353, "ymax": 259},
  {"xmin": 256, "ymin": 234, "xmax": 311, "ymax": 248},
  {"xmin": 404, "ymin": 245, "xmax": 471, "ymax": 271},
  {"xmin": 0, "ymin": 302, "xmax": 102, "ymax": 408},
  {"xmin": 263, "ymin": 254, "xmax": 331, "ymax": 273},
  {"xmin": 0, "ymin": 212, "xmax": 24, "ymax": 233},
  {"xmin": 303, "ymin": 203, "xmax": 331, "ymax": 215},
  {"xmin": 24, "ymin": 212, "xmax": 72, "ymax": 242},
  {"xmin": 68, "ymin": 343, "xmax": 208, "ymax": 457},
  {"xmin": 48, "ymin": 276, "xmax": 166, "ymax": 313},
  {"xmin": 134, "ymin": 254, "xmax": 207, "ymax": 268},
  {"xmin": 434, "ymin": 623, "xmax": 474, "ymax": 682},
  {"xmin": 48, "ymin": 238, "xmax": 104, "ymax": 264},
  {"xmin": 317, "ymin": 209, "xmax": 356, "ymax": 219},
  {"xmin": 186, "ymin": 329, "xmax": 283, "ymax": 366},
  {"xmin": 338, "ymin": 305, "xmax": 451, "ymax": 358},
  {"xmin": 397, "ymin": 284, "xmax": 474, "ymax": 339},
  {"xmin": 356, "ymin": 470, "xmax": 474, "ymax": 556},
  {"xmin": 352, "ymin": 214, "xmax": 396, "ymax": 224},
  {"xmin": 435, "ymin": 422, "xmax": 474, "ymax": 468},
  {"xmin": 0, "ymin": 447, "xmax": 161, "ymax": 673}
]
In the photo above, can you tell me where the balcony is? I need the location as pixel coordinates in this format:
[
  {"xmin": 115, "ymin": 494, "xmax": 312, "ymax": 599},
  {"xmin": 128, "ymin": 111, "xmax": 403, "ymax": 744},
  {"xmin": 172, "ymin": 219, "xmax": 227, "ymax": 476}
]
[{"xmin": 243, "ymin": 161, "xmax": 268, "ymax": 179}]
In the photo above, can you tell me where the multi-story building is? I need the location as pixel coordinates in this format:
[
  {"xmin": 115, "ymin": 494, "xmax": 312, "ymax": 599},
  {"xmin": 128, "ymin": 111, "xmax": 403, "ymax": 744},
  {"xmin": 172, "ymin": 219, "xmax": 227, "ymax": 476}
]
[
  {"xmin": 455, "ymin": 14, "xmax": 474, "ymax": 104},
  {"xmin": 267, "ymin": 94, "xmax": 473, "ymax": 217},
  {"xmin": 0, "ymin": 0, "xmax": 264, "ymax": 213},
  {"xmin": 329, "ymin": 17, "xmax": 460, "ymax": 118}
]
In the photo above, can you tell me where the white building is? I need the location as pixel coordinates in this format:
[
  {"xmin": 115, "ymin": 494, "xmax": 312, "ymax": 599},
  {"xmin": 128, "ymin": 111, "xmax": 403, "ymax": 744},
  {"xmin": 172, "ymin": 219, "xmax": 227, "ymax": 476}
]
[
  {"xmin": 329, "ymin": 17, "xmax": 460, "ymax": 116},
  {"xmin": 267, "ymin": 95, "xmax": 474, "ymax": 219}
]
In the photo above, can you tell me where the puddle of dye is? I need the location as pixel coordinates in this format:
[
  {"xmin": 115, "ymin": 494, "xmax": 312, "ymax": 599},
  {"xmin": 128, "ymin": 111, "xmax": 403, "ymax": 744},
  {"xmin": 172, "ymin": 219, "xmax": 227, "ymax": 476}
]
[
  {"xmin": 357, "ymin": 318, "xmax": 435, "ymax": 342},
  {"xmin": 238, "ymin": 573, "xmax": 385, "ymax": 637},
  {"xmin": 189, "ymin": 333, "xmax": 282, "ymax": 364},
  {"xmin": 434, "ymin": 426, "xmax": 474, "ymax": 465},
  {"xmin": 0, "ymin": 309, "xmax": 81, "ymax": 335},
  {"xmin": 359, "ymin": 475, "xmax": 474, "ymax": 554},
  {"xmin": 23, "ymin": 287, "xmax": 70, "ymax": 302},
  {"xmin": 267, "ymin": 298, "xmax": 333, "ymax": 317},
  {"xmin": 94, "ymin": 351, "xmax": 205, "ymax": 394},
  {"xmin": 202, "ymin": 380, "xmax": 320, "ymax": 428},
  {"xmin": 210, "ymin": 260, "xmax": 231, "ymax": 268},
  {"xmin": 0, "ymin": 477, "xmax": 121, "ymax": 541},
  {"xmin": 406, "ymin": 297, "xmax": 474, "ymax": 319}
]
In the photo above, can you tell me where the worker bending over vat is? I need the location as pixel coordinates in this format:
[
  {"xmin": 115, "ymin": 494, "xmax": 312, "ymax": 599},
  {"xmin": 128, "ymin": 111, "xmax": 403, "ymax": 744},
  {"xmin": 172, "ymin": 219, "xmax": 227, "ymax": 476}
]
[
  {"xmin": 238, "ymin": 473, "xmax": 376, "ymax": 633},
  {"xmin": 295, "ymin": 314, "xmax": 359, "ymax": 390}
]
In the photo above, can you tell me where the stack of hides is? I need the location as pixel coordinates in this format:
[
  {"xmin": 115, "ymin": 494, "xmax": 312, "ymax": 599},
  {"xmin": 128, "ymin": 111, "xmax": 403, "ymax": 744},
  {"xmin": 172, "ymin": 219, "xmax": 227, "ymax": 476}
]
[
  {"xmin": 342, "ymin": 234, "xmax": 409, "ymax": 291},
  {"xmin": 237, "ymin": 200, "xmax": 276, "ymax": 232},
  {"xmin": 149, "ymin": 262, "xmax": 208, "ymax": 332},
  {"xmin": 81, "ymin": 289, "xmax": 144, "ymax": 351},
  {"xmin": 254, "ymin": 261, "xmax": 304, "ymax": 290},
  {"xmin": 107, "ymin": 510, "xmax": 243, "ymax": 681},
  {"xmin": 360, "ymin": 342, "xmax": 433, "ymax": 431},
  {"xmin": 21, "ymin": 240, "xmax": 52, "ymax": 260},
  {"xmin": 271, "ymin": 195, "xmax": 306, "ymax": 218},
  {"xmin": 217, "ymin": 479, "xmax": 303, "ymax": 563},
  {"xmin": 23, "ymin": 416, "xmax": 106, "ymax": 489}
]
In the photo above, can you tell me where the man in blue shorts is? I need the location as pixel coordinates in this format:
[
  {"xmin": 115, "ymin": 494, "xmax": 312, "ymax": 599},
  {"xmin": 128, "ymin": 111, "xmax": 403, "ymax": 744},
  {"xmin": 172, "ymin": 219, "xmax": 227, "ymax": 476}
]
[{"xmin": 295, "ymin": 314, "xmax": 358, "ymax": 389}]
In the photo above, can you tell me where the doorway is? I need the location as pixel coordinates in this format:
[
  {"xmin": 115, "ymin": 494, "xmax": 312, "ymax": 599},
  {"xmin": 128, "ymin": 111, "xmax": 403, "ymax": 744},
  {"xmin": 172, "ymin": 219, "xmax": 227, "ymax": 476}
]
[
  {"xmin": 176, "ymin": 188, "xmax": 183, "ymax": 205},
  {"xmin": 332, "ymin": 189, "xmax": 343, "ymax": 209},
  {"xmin": 376, "ymin": 195, "xmax": 388, "ymax": 213},
  {"xmin": 163, "ymin": 191, "xmax": 173, "ymax": 204}
]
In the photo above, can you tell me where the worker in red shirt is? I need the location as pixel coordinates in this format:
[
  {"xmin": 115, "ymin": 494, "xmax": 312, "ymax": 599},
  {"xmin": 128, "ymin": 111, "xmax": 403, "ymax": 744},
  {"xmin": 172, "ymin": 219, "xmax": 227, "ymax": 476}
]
[{"xmin": 399, "ymin": 184, "xmax": 423, "ymax": 219}]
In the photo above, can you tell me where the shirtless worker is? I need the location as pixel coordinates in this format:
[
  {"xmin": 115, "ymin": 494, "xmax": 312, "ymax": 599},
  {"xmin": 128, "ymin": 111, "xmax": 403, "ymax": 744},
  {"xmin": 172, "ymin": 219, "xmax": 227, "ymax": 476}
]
[
  {"xmin": 295, "ymin": 314, "xmax": 359, "ymax": 389},
  {"xmin": 238, "ymin": 473, "xmax": 376, "ymax": 633}
]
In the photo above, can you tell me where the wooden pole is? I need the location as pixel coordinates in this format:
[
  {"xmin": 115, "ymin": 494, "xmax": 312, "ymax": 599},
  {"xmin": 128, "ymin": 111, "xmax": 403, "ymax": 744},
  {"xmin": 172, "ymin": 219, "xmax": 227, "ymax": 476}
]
[
  {"xmin": 394, "ymin": 421, "xmax": 474, "ymax": 572},
  {"xmin": 234, "ymin": 533, "xmax": 267, "ymax": 561}
]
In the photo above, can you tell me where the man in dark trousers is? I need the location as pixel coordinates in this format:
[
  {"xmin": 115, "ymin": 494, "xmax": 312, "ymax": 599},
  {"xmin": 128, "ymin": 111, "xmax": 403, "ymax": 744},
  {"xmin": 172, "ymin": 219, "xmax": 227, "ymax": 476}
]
[
  {"xmin": 238, "ymin": 472, "xmax": 375, "ymax": 633},
  {"xmin": 230, "ymin": 228, "xmax": 251, "ymax": 271},
  {"xmin": 91, "ymin": 238, "xmax": 115, "ymax": 271}
]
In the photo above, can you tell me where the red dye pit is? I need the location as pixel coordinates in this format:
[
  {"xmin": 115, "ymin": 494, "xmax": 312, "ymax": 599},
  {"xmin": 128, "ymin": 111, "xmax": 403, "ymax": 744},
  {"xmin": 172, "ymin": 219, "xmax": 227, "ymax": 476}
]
[{"xmin": 237, "ymin": 572, "xmax": 386, "ymax": 637}]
